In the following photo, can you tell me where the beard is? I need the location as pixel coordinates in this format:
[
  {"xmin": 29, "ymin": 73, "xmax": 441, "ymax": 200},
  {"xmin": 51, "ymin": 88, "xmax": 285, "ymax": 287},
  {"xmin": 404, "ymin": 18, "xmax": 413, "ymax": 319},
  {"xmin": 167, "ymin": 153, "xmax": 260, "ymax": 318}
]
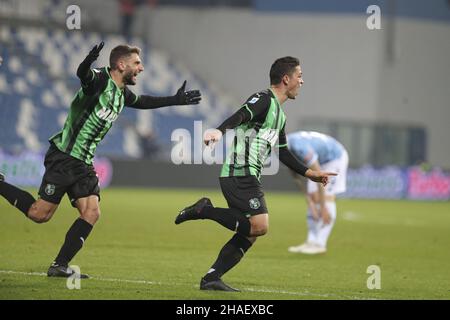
[{"xmin": 123, "ymin": 70, "xmax": 136, "ymax": 85}]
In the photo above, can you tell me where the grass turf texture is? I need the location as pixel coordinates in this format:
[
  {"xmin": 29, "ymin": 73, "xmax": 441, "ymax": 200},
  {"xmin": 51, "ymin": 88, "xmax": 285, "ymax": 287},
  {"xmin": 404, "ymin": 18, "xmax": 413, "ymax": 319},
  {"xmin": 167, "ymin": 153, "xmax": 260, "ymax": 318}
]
[{"xmin": 1, "ymin": 188, "xmax": 449, "ymax": 299}]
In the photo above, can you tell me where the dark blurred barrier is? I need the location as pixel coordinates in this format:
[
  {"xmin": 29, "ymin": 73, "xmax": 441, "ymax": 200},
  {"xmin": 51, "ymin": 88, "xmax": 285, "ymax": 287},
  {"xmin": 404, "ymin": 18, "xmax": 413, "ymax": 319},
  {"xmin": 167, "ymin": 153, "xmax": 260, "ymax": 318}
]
[
  {"xmin": 110, "ymin": 160, "xmax": 450, "ymax": 200},
  {"xmin": 0, "ymin": 151, "xmax": 113, "ymax": 188},
  {"xmin": 109, "ymin": 159, "xmax": 298, "ymax": 191},
  {"xmin": 2, "ymin": 153, "xmax": 449, "ymax": 200}
]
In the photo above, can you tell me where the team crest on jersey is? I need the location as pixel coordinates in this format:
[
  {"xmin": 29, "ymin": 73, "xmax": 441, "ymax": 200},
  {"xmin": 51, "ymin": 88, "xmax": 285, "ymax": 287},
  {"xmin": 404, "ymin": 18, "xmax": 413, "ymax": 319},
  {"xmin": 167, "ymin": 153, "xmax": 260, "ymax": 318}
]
[
  {"xmin": 249, "ymin": 198, "xmax": 261, "ymax": 210},
  {"xmin": 45, "ymin": 184, "xmax": 56, "ymax": 196}
]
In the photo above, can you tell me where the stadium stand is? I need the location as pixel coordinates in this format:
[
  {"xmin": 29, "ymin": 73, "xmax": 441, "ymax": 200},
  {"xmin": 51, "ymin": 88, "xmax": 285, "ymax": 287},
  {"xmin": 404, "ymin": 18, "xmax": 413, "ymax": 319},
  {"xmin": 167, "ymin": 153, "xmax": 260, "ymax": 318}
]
[{"xmin": 0, "ymin": 24, "xmax": 233, "ymax": 159}]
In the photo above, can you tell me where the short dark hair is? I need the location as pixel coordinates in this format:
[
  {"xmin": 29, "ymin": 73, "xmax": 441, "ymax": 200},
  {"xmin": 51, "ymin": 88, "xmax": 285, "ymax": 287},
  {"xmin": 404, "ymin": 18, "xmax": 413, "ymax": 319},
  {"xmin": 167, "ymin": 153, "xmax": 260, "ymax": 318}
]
[
  {"xmin": 269, "ymin": 56, "xmax": 300, "ymax": 85},
  {"xmin": 110, "ymin": 45, "xmax": 141, "ymax": 69}
]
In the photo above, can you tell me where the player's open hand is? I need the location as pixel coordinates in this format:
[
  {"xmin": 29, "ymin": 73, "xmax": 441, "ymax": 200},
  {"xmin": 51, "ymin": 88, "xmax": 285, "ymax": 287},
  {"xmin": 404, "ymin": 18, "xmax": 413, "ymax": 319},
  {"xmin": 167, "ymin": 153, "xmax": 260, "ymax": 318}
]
[
  {"xmin": 87, "ymin": 41, "xmax": 104, "ymax": 61},
  {"xmin": 204, "ymin": 129, "xmax": 223, "ymax": 147},
  {"xmin": 176, "ymin": 80, "xmax": 202, "ymax": 105},
  {"xmin": 305, "ymin": 170, "xmax": 337, "ymax": 186}
]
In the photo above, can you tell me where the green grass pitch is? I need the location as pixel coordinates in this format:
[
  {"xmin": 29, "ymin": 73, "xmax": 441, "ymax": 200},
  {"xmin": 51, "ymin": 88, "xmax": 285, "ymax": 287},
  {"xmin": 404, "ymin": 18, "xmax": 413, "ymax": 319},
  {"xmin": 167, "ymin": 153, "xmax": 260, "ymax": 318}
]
[{"xmin": 1, "ymin": 188, "xmax": 449, "ymax": 300}]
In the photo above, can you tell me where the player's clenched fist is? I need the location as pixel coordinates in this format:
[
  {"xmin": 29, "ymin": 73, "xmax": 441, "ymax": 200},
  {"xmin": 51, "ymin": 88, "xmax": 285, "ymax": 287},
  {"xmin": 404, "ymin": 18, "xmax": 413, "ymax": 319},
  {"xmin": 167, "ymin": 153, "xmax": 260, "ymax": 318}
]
[{"xmin": 204, "ymin": 129, "xmax": 223, "ymax": 147}]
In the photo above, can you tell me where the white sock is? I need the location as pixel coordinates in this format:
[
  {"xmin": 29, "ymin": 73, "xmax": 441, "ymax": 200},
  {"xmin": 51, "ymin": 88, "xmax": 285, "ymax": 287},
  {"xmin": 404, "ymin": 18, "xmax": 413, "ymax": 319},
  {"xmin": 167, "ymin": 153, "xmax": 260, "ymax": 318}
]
[
  {"xmin": 306, "ymin": 206, "xmax": 319, "ymax": 244},
  {"xmin": 316, "ymin": 201, "xmax": 336, "ymax": 248}
]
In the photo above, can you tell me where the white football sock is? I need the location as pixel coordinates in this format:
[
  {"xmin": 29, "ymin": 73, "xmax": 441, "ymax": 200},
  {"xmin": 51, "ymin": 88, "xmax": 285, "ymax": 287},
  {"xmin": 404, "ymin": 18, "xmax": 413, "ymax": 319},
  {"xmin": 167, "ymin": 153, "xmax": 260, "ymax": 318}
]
[
  {"xmin": 306, "ymin": 206, "xmax": 319, "ymax": 244},
  {"xmin": 316, "ymin": 201, "xmax": 336, "ymax": 248}
]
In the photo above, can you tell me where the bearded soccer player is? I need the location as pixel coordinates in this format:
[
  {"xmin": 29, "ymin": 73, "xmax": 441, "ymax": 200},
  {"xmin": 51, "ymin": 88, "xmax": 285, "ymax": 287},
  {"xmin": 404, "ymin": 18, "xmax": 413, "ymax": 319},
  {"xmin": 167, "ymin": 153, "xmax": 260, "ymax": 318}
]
[
  {"xmin": 0, "ymin": 42, "xmax": 201, "ymax": 278},
  {"xmin": 175, "ymin": 56, "xmax": 337, "ymax": 291}
]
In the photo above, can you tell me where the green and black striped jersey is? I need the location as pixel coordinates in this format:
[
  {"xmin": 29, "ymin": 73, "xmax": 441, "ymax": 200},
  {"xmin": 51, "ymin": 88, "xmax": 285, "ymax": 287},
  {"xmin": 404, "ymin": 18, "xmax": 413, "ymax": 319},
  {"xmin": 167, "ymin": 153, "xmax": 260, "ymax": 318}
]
[
  {"xmin": 220, "ymin": 89, "xmax": 287, "ymax": 180},
  {"xmin": 50, "ymin": 67, "xmax": 138, "ymax": 165}
]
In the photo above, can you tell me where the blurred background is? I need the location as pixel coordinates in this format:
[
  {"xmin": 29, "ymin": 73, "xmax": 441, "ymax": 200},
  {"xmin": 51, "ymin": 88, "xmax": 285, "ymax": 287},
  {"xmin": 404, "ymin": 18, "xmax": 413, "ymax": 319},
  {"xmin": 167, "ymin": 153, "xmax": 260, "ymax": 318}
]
[{"xmin": 1, "ymin": 0, "xmax": 449, "ymax": 200}]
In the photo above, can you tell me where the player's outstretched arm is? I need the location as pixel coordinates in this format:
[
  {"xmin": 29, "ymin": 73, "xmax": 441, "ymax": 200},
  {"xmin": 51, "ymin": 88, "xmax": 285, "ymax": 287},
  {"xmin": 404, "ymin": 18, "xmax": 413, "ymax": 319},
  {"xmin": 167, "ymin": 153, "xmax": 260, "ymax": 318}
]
[
  {"xmin": 77, "ymin": 41, "xmax": 104, "ymax": 85},
  {"xmin": 216, "ymin": 108, "xmax": 250, "ymax": 134},
  {"xmin": 127, "ymin": 80, "xmax": 201, "ymax": 109},
  {"xmin": 203, "ymin": 92, "xmax": 269, "ymax": 147},
  {"xmin": 174, "ymin": 80, "xmax": 202, "ymax": 105},
  {"xmin": 278, "ymin": 146, "xmax": 337, "ymax": 186},
  {"xmin": 304, "ymin": 169, "xmax": 337, "ymax": 187},
  {"xmin": 203, "ymin": 129, "xmax": 223, "ymax": 147},
  {"xmin": 278, "ymin": 146, "xmax": 309, "ymax": 176},
  {"xmin": 202, "ymin": 107, "xmax": 250, "ymax": 148}
]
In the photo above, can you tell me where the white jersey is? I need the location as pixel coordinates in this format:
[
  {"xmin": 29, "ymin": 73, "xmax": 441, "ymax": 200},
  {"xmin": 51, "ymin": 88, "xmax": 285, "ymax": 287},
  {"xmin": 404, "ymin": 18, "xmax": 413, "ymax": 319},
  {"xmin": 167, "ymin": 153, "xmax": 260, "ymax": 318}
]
[
  {"xmin": 287, "ymin": 131, "xmax": 345, "ymax": 166},
  {"xmin": 287, "ymin": 131, "xmax": 348, "ymax": 195}
]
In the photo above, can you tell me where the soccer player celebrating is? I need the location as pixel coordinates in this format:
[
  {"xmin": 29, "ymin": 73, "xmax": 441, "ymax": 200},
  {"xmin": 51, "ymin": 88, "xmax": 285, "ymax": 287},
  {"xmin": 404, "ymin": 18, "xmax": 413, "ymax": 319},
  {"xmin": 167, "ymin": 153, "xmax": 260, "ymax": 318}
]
[
  {"xmin": 287, "ymin": 131, "xmax": 348, "ymax": 254},
  {"xmin": 175, "ymin": 56, "xmax": 337, "ymax": 291},
  {"xmin": 0, "ymin": 42, "xmax": 201, "ymax": 278}
]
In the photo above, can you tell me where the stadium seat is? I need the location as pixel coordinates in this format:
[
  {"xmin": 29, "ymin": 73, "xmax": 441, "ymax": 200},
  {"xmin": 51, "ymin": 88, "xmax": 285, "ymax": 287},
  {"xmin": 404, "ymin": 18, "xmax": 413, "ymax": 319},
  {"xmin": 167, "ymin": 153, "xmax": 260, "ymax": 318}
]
[{"xmin": 0, "ymin": 25, "xmax": 232, "ymax": 160}]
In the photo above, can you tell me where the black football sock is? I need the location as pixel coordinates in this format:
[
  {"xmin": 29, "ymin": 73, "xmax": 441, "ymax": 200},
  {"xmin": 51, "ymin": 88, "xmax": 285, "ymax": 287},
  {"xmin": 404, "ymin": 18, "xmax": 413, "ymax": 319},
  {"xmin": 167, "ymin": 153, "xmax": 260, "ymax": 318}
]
[
  {"xmin": 201, "ymin": 206, "xmax": 251, "ymax": 237},
  {"xmin": 54, "ymin": 218, "xmax": 93, "ymax": 267},
  {"xmin": 203, "ymin": 233, "xmax": 253, "ymax": 282},
  {"xmin": 0, "ymin": 181, "xmax": 35, "ymax": 216}
]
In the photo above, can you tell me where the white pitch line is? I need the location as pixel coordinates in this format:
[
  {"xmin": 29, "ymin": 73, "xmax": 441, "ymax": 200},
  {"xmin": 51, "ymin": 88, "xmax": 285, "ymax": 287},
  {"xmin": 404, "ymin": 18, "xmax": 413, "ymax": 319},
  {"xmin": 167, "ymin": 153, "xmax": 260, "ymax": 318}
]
[
  {"xmin": 342, "ymin": 211, "xmax": 423, "ymax": 227},
  {"xmin": 0, "ymin": 270, "xmax": 374, "ymax": 300},
  {"xmin": 243, "ymin": 286, "xmax": 330, "ymax": 298},
  {"xmin": 0, "ymin": 270, "xmax": 47, "ymax": 277},
  {"xmin": 0, "ymin": 270, "xmax": 179, "ymax": 287}
]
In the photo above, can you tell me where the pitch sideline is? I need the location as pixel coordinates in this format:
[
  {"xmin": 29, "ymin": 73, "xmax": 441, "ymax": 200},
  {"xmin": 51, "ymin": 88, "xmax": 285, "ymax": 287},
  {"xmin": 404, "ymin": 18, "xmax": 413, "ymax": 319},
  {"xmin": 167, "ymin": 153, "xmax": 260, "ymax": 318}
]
[{"xmin": 0, "ymin": 269, "xmax": 375, "ymax": 300}]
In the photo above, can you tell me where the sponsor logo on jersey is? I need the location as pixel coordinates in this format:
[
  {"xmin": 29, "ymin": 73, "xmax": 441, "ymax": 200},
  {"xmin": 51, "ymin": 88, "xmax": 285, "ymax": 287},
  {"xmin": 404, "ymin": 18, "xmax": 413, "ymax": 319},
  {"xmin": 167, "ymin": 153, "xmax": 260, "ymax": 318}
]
[
  {"xmin": 96, "ymin": 107, "xmax": 119, "ymax": 122},
  {"xmin": 259, "ymin": 128, "xmax": 279, "ymax": 146}
]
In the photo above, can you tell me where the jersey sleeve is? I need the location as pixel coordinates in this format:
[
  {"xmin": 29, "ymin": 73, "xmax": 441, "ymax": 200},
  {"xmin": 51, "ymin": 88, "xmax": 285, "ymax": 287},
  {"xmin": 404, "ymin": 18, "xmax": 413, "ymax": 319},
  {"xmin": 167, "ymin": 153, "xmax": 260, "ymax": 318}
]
[
  {"xmin": 80, "ymin": 68, "xmax": 105, "ymax": 96},
  {"xmin": 278, "ymin": 145, "xmax": 309, "ymax": 176},
  {"xmin": 240, "ymin": 92, "xmax": 271, "ymax": 121},
  {"xmin": 124, "ymin": 87, "xmax": 139, "ymax": 106},
  {"xmin": 216, "ymin": 91, "xmax": 270, "ymax": 134}
]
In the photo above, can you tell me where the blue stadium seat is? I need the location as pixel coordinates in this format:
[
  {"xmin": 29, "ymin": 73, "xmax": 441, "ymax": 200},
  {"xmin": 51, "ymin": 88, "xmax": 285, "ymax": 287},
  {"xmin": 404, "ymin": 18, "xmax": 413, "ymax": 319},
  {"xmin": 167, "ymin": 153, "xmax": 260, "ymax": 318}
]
[{"xmin": 0, "ymin": 25, "xmax": 232, "ymax": 160}]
